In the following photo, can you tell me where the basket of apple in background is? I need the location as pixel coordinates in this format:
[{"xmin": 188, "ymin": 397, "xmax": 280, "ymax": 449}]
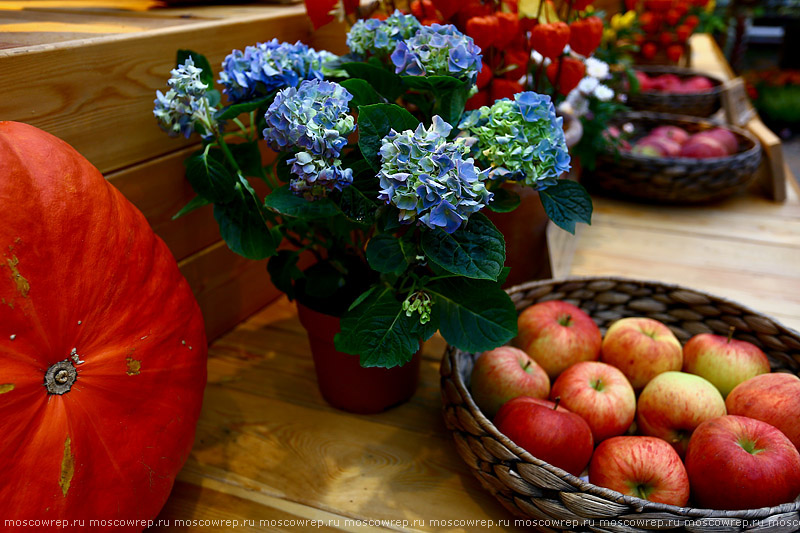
[
  {"xmin": 440, "ymin": 276, "xmax": 800, "ymax": 532},
  {"xmin": 586, "ymin": 111, "xmax": 762, "ymax": 204},
  {"xmin": 626, "ymin": 66, "xmax": 724, "ymax": 118}
]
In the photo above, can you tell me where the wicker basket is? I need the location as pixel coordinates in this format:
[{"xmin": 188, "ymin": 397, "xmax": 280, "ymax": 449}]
[
  {"xmin": 440, "ymin": 276, "xmax": 800, "ymax": 533},
  {"xmin": 587, "ymin": 112, "xmax": 762, "ymax": 204},
  {"xmin": 627, "ymin": 66, "xmax": 724, "ymax": 118}
]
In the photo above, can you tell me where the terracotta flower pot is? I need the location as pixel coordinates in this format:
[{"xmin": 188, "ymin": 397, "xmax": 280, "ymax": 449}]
[{"xmin": 296, "ymin": 303, "xmax": 421, "ymax": 414}]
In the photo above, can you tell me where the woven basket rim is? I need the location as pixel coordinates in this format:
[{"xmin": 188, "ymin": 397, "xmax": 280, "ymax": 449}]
[
  {"xmin": 601, "ymin": 111, "xmax": 762, "ymax": 164},
  {"xmin": 446, "ymin": 275, "xmax": 800, "ymax": 519}
]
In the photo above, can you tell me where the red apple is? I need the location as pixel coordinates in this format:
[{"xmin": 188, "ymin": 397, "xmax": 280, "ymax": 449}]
[
  {"xmin": 649, "ymin": 125, "xmax": 690, "ymax": 145},
  {"xmin": 494, "ymin": 396, "xmax": 594, "ymax": 476},
  {"xmin": 634, "ymin": 70, "xmax": 653, "ymax": 91},
  {"xmin": 650, "ymin": 73, "xmax": 682, "ymax": 92},
  {"xmin": 550, "ymin": 361, "xmax": 636, "ymax": 443},
  {"xmin": 680, "ymin": 75, "xmax": 714, "ymax": 92},
  {"xmin": 632, "ymin": 136, "xmax": 681, "ymax": 157},
  {"xmin": 685, "ymin": 415, "xmax": 800, "ymax": 510},
  {"xmin": 471, "ymin": 346, "xmax": 550, "ymax": 418},
  {"xmin": 637, "ymin": 371, "xmax": 727, "ymax": 457},
  {"xmin": 726, "ymin": 373, "xmax": 800, "ymax": 452},
  {"xmin": 589, "ymin": 436, "xmax": 690, "ymax": 506},
  {"xmin": 679, "ymin": 135, "xmax": 727, "ymax": 159},
  {"xmin": 696, "ymin": 127, "xmax": 738, "ymax": 154},
  {"xmin": 600, "ymin": 317, "xmax": 683, "ymax": 391},
  {"xmin": 516, "ymin": 300, "xmax": 602, "ymax": 380},
  {"xmin": 682, "ymin": 331, "xmax": 770, "ymax": 397}
]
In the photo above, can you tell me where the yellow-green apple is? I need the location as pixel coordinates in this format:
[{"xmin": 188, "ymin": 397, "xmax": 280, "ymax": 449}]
[
  {"xmin": 494, "ymin": 396, "xmax": 594, "ymax": 476},
  {"xmin": 726, "ymin": 372, "xmax": 800, "ymax": 452},
  {"xmin": 600, "ymin": 317, "xmax": 683, "ymax": 390},
  {"xmin": 685, "ymin": 415, "xmax": 800, "ymax": 510},
  {"xmin": 636, "ymin": 371, "xmax": 726, "ymax": 457},
  {"xmin": 682, "ymin": 331, "xmax": 770, "ymax": 397},
  {"xmin": 588, "ymin": 436, "xmax": 689, "ymax": 506},
  {"xmin": 470, "ymin": 346, "xmax": 550, "ymax": 418},
  {"xmin": 550, "ymin": 361, "xmax": 636, "ymax": 443},
  {"xmin": 516, "ymin": 300, "xmax": 602, "ymax": 379}
]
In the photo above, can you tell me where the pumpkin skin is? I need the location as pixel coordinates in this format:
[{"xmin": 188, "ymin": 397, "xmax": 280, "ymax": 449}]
[{"xmin": 0, "ymin": 121, "xmax": 207, "ymax": 530}]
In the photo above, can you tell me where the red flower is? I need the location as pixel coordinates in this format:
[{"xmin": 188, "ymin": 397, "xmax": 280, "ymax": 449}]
[
  {"xmin": 644, "ymin": 0, "xmax": 673, "ymax": 12},
  {"xmin": 490, "ymin": 79, "xmax": 525, "ymax": 101},
  {"xmin": 465, "ymin": 88, "xmax": 491, "ymax": 110},
  {"xmin": 466, "ymin": 15, "xmax": 500, "ymax": 51},
  {"xmin": 430, "ymin": 0, "xmax": 461, "ymax": 19},
  {"xmin": 641, "ymin": 41, "xmax": 658, "ymax": 59},
  {"xmin": 659, "ymin": 31, "xmax": 674, "ymax": 45},
  {"xmin": 531, "ymin": 21, "xmax": 570, "ymax": 60},
  {"xmin": 494, "ymin": 12, "xmax": 521, "ymax": 49},
  {"xmin": 569, "ymin": 16, "xmax": 603, "ymax": 57},
  {"xmin": 684, "ymin": 14, "xmax": 700, "ymax": 29},
  {"xmin": 503, "ymin": 49, "xmax": 531, "ymax": 79},
  {"xmin": 572, "ymin": 0, "xmax": 595, "ymax": 10},
  {"xmin": 676, "ymin": 24, "xmax": 691, "ymax": 42},
  {"xmin": 546, "ymin": 57, "xmax": 586, "ymax": 95},
  {"xmin": 411, "ymin": 0, "xmax": 440, "ymax": 20},
  {"xmin": 666, "ymin": 8, "xmax": 681, "ymax": 25},
  {"xmin": 666, "ymin": 43, "xmax": 683, "ymax": 63},
  {"xmin": 477, "ymin": 61, "xmax": 493, "ymax": 89}
]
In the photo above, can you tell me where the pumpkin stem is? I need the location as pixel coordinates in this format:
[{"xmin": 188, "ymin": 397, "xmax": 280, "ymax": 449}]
[{"xmin": 45, "ymin": 360, "xmax": 77, "ymax": 395}]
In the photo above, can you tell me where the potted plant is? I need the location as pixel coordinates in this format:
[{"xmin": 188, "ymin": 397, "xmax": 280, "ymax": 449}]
[{"xmin": 153, "ymin": 13, "xmax": 592, "ymax": 413}]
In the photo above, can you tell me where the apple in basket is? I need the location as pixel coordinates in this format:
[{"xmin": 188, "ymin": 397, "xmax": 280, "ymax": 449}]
[
  {"xmin": 649, "ymin": 125, "xmax": 690, "ymax": 145},
  {"xmin": 515, "ymin": 300, "xmax": 602, "ymax": 380},
  {"xmin": 695, "ymin": 127, "xmax": 738, "ymax": 154},
  {"xmin": 685, "ymin": 415, "xmax": 800, "ymax": 510},
  {"xmin": 550, "ymin": 361, "xmax": 636, "ymax": 443},
  {"xmin": 494, "ymin": 397, "xmax": 594, "ymax": 477},
  {"xmin": 600, "ymin": 317, "xmax": 683, "ymax": 391},
  {"xmin": 636, "ymin": 371, "xmax": 727, "ymax": 457},
  {"xmin": 470, "ymin": 346, "xmax": 550, "ymax": 419},
  {"xmin": 589, "ymin": 436, "xmax": 690, "ymax": 506},
  {"xmin": 631, "ymin": 135, "xmax": 682, "ymax": 158},
  {"xmin": 682, "ymin": 331, "xmax": 770, "ymax": 397},
  {"xmin": 726, "ymin": 373, "xmax": 800, "ymax": 452}
]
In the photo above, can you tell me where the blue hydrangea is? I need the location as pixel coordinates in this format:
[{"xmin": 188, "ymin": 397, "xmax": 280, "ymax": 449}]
[
  {"xmin": 458, "ymin": 91, "xmax": 570, "ymax": 188},
  {"xmin": 346, "ymin": 10, "xmax": 422, "ymax": 58},
  {"xmin": 378, "ymin": 116, "xmax": 492, "ymax": 233},
  {"xmin": 218, "ymin": 39, "xmax": 332, "ymax": 103},
  {"xmin": 153, "ymin": 57, "xmax": 218, "ymax": 139},
  {"xmin": 287, "ymin": 152, "xmax": 354, "ymax": 200},
  {"xmin": 263, "ymin": 79, "xmax": 355, "ymax": 160},
  {"xmin": 390, "ymin": 24, "xmax": 482, "ymax": 84}
]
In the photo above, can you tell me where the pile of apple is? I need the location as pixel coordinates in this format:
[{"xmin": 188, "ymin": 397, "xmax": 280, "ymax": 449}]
[
  {"xmin": 635, "ymin": 71, "xmax": 715, "ymax": 94},
  {"xmin": 627, "ymin": 124, "xmax": 739, "ymax": 159},
  {"xmin": 471, "ymin": 300, "xmax": 800, "ymax": 510}
]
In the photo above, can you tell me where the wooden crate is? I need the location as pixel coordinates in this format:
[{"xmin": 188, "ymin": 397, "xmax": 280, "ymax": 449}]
[{"xmin": 0, "ymin": 2, "xmax": 316, "ymax": 340}]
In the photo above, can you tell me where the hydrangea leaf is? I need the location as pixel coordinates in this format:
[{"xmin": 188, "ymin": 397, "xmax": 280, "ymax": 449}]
[
  {"xmin": 337, "ymin": 186, "xmax": 376, "ymax": 226},
  {"xmin": 421, "ymin": 212, "xmax": 505, "ymax": 281},
  {"xmin": 538, "ymin": 179, "xmax": 593, "ymax": 234},
  {"xmin": 487, "ymin": 187, "xmax": 522, "ymax": 213},
  {"xmin": 428, "ymin": 278, "xmax": 518, "ymax": 353},
  {"xmin": 215, "ymin": 93, "xmax": 275, "ymax": 120},
  {"xmin": 340, "ymin": 78, "xmax": 384, "ymax": 107},
  {"xmin": 214, "ymin": 183, "xmax": 277, "ymax": 260},
  {"xmin": 358, "ymin": 103, "xmax": 420, "ymax": 171},
  {"xmin": 341, "ymin": 61, "xmax": 404, "ymax": 101},
  {"xmin": 184, "ymin": 149, "xmax": 237, "ymax": 203},
  {"xmin": 366, "ymin": 233, "xmax": 410, "ymax": 275},
  {"xmin": 266, "ymin": 249, "xmax": 302, "ymax": 300},
  {"xmin": 264, "ymin": 185, "xmax": 340, "ymax": 219},
  {"xmin": 172, "ymin": 195, "xmax": 211, "ymax": 220},
  {"xmin": 335, "ymin": 287, "xmax": 421, "ymax": 368}
]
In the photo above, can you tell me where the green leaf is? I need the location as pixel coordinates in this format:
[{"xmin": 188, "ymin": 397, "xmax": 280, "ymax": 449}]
[
  {"xmin": 421, "ymin": 213, "xmax": 505, "ymax": 281},
  {"xmin": 266, "ymin": 249, "xmax": 302, "ymax": 300},
  {"xmin": 487, "ymin": 187, "xmax": 521, "ymax": 213},
  {"xmin": 357, "ymin": 104, "xmax": 420, "ymax": 171},
  {"xmin": 348, "ymin": 286, "xmax": 377, "ymax": 312},
  {"xmin": 335, "ymin": 288, "xmax": 421, "ymax": 368},
  {"xmin": 366, "ymin": 233, "xmax": 409, "ymax": 275},
  {"xmin": 539, "ymin": 180, "xmax": 593, "ymax": 234},
  {"xmin": 264, "ymin": 185, "xmax": 340, "ymax": 219},
  {"xmin": 340, "ymin": 78, "xmax": 384, "ymax": 107},
  {"xmin": 435, "ymin": 85, "xmax": 471, "ymax": 127},
  {"xmin": 214, "ymin": 183, "xmax": 277, "ymax": 260},
  {"xmin": 428, "ymin": 278, "xmax": 518, "ymax": 353},
  {"xmin": 274, "ymin": 152, "xmax": 292, "ymax": 184},
  {"xmin": 206, "ymin": 89, "xmax": 221, "ymax": 108},
  {"xmin": 172, "ymin": 195, "xmax": 211, "ymax": 220},
  {"xmin": 400, "ymin": 75, "xmax": 466, "ymax": 93},
  {"xmin": 215, "ymin": 93, "xmax": 275, "ymax": 120},
  {"xmin": 337, "ymin": 186, "xmax": 376, "ymax": 226},
  {"xmin": 184, "ymin": 150, "xmax": 237, "ymax": 203},
  {"xmin": 228, "ymin": 142, "xmax": 263, "ymax": 179},
  {"xmin": 177, "ymin": 50, "xmax": 214, "ymax": 87},
  {"xmin": 341, "ymin": 61, "xmax": 404, "ymax": 101},
  {"xmin": 401, "ymin": 76, "xmax": 470, "ymax": 126}
]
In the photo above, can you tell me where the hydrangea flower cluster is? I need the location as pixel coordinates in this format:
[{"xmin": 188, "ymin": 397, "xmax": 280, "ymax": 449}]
[
  {"xmin": 391, "ymin": 24, "xmax": 482, "ymax": 84},
  {"xmin": 153, "ymin": 57, "xmax": 218, "ymax": 139},
  {"xmin": 346, "ymin": 10, "xmax": 421, "ymax": 58},
  {"xmin": 219, "ymin": 39, "xmax": 332, "ymax": 103},
  {"xmin": 378, "ymin": 116, "xmax": 491, "ymax": 233},
  {"xmin": 263, "ymin": 79, "xmax": 356, "ymax": 199},
  {"xmin": 559, "ymin": 57, "xmax": 615, "ymax": 117},
  {"xmin": 459, "ymin": 92, "xmax": 571, "ymax": 189}
]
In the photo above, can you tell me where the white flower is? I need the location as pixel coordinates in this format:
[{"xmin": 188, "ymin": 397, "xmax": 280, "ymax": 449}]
[
  {"xmin": 557, "ymin": 101, "xmax": 574, "ymax": 115},
  {"xmin": 585, "ymin": 57, "xmax": 610, "ymax": 80},
  {"xmin": 578, "ymin": 77, "xmax": 599, "ymax": 94},
  {"xmin": 564, "ymin": 89, "xmax": 589, "ymax": 117},
  {"xmin": 532, "ymin": 50, "xmax": 551, "ymax": 67},
  {"xmin": 622, "ymin": 122, "xmax": 635, "ymax": 134},
  {"xmin": 594, "ymin": 84, "xmax": 614, "ymax": 101}
]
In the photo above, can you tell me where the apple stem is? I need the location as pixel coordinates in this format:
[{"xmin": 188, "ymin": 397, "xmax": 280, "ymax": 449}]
[
  {"xmin": 553, "ymin": 397, "xmax": 561, "ymax": 410},
  {"xmin": 726, "ymin": 326, "xmax": 735, "ymax": 343},
  {"xmin": 523, "ymin": 360, "xmax": 531, "ymax": 371}
]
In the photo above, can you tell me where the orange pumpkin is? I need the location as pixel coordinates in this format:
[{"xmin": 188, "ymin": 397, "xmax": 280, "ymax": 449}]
[{"xmin": 0, "ymin": 122, "xmax": 207, "ymax": 530}]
